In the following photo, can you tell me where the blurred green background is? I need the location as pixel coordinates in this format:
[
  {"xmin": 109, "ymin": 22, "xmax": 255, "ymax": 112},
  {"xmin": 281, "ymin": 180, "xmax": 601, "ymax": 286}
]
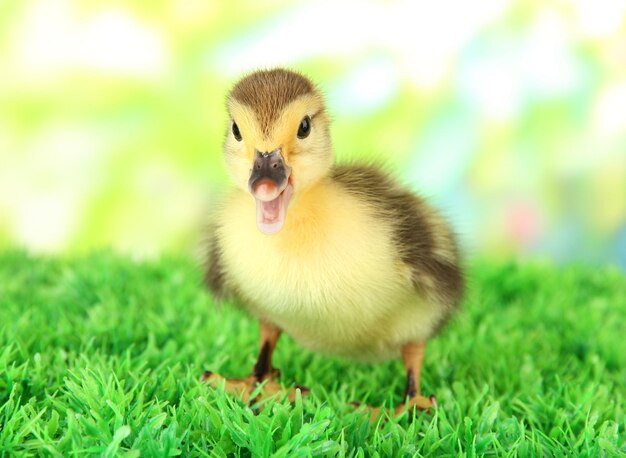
[{"xmin": 0, "ymin": 0, "xmax": 624, "ymax": 266}]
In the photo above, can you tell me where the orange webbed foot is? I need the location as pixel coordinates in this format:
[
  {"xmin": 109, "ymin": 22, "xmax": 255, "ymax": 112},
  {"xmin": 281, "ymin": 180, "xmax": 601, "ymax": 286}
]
[{"xmin": 200, "ymin": 370, "xmax": 310, "ymax": 403}]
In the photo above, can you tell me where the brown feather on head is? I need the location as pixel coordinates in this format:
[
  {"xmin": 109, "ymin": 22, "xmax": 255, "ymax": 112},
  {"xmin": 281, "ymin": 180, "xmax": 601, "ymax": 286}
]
[{"xmin": 229, "ymin": 69, "xmax": 316, "ymax": 136}]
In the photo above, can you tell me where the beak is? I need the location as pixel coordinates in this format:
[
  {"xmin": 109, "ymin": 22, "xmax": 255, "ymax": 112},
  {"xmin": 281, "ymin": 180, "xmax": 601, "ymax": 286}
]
[
  {"xmin": 248, "ymin": 149, "xmax": 294, "ymax": 235},
  {"xmin": 248, "ymin": 149, "xmax": 291, "ymax": 200}
]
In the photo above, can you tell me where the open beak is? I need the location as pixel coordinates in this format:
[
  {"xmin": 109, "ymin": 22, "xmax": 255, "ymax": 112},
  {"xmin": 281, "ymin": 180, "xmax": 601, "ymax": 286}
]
[{"xmin": 248, "ymin": 149, "xmax": 294, "ymax": 235}]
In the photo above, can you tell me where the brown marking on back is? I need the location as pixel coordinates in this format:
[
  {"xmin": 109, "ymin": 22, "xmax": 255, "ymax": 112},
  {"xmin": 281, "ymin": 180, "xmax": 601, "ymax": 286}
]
[
  {"xmin": 229, "ymin": 69, "xmax": 315, "ymax": 135},
  {"xmin": 331, "ymin": 164, "xmax": 465, "ymax": 334}
]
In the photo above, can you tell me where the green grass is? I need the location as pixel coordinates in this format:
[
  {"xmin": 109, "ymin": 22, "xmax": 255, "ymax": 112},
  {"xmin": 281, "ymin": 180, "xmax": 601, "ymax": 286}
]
[{"xmin": 0, "ymin": 251, "xmax": 625, "ymax": 457}]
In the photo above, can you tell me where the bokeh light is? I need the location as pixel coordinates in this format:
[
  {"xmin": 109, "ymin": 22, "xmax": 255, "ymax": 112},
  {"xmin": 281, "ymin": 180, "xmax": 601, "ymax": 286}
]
[{"xmin": 0, "ymin": 0, "xmax": 624, "ymax": 266}]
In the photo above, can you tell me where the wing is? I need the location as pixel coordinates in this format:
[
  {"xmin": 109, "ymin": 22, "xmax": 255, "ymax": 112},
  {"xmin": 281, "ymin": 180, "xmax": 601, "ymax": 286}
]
[{"xmin": 331, "ymin": 163, "xmax": 464, "ymax": 315}]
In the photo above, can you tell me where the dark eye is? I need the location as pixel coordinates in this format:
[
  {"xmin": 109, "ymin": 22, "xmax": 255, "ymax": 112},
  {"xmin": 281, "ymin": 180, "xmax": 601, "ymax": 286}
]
[
  {"xmin": 297, "ymin": 116, "xmax": 311, "ymax": 139},
  {"xmin": 232, "ymin": 122, "xmax": 242, "ymax": 141}
]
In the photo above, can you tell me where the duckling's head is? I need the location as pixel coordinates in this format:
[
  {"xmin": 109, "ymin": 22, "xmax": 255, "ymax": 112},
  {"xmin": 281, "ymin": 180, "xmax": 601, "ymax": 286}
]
[{"xmin": 224, "ymin": 68, "xmax": 333, "ymax": 234}]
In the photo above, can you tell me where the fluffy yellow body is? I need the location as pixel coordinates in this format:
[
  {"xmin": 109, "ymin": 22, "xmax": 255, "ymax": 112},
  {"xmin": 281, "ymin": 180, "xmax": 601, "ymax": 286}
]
[{"xmin": 216, "ymin": 177, "xmax": 444, "ymax": 360}]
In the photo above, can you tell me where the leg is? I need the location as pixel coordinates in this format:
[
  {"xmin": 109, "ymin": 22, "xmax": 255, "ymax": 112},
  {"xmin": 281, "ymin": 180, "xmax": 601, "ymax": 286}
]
[
  {"xmin": 363, "ymin": 341, "xmax": 436, "ymax": 422},
  {"xmin": 201, "ymin": 320, "xmax": 308, "ymax": 402},
  {"xmin": 394, "ymin": 341, "xmax": 437, "ymax": 414},
  {"xmin": 252, "ymin": 320, "xmax": 281, "ymax": 381}
]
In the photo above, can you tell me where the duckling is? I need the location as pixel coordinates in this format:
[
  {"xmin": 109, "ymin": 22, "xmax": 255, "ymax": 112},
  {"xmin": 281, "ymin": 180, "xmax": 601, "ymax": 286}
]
[{"xmin": 202, "ymin": 68, "xmax": 464, "ymax": 417}]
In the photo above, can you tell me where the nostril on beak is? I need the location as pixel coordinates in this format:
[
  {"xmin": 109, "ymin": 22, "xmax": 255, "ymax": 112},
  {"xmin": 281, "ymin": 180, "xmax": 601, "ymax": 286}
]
[{"xmin": 272, "ymin": 163, "xmax": 278, "ymax": 168}]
